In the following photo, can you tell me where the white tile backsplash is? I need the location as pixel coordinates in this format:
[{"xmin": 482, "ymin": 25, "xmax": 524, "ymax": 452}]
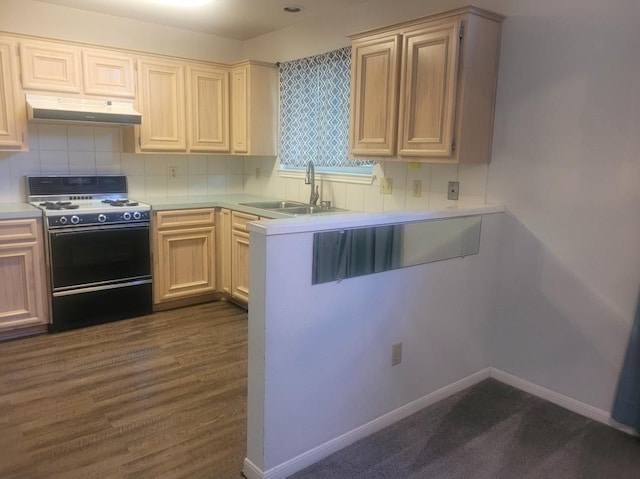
[
  {"xmin": 0, "ymin": 126, "xmax": 488, "ymax": 208},
  {"xmin": 38, "ymin": 124, "xmax": 68, "ymax": 150},
  {"xmin": 69, "ymin": 151, "xmax": 97, "ymax": 174},
  {"xmin": 40, "ymin": 150, "xmax": 70, "ymax": 174},
  {"xmin": 67, "ymin": 126, "xmax": 96, "ymax": 151},
  {"xmin": 96, "ymin": 151, "xmax": 121, "ymax": 173},
  {"xmin": 94, "ymin": 126, "xmax": 121, "ymax": 152}
]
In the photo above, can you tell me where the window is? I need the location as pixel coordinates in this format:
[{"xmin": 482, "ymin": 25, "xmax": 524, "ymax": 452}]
[{"xmin": 279, "ymin": 47, "xmax": 373, "ymax": 177}]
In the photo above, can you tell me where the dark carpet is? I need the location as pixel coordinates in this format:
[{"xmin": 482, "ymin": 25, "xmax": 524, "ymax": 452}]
[{"xmin": 289, "ymin": 379, "xmax": 640, "ymax": 479}]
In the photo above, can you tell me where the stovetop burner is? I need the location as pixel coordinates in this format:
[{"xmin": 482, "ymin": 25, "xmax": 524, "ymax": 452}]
[
  {"xmin": 102, "ymin": 199, "xmax": 139, "ymax": 207},
  {"xmin": 40, "ymin": 201, "xmax": 81, "ymax": 210}
]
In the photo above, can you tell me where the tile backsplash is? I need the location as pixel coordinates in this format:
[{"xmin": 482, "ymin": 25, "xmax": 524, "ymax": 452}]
[{"xmin": 0, "ymin": 123, "xmax": 488, "ymax": 210}]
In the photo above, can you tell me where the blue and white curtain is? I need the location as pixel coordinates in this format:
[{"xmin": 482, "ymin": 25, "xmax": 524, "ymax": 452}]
[{"xmin": 279, "ymin": 47, "xmax": 370, "ymax": 169}]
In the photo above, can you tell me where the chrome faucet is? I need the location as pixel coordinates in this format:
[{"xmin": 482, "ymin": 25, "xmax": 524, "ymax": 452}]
[{"xmin": 305, "ymin": 160, "xmax": 319, "ymax": 206}]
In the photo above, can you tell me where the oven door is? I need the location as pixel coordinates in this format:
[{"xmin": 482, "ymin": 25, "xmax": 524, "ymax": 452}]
[{"xmin": 49, "ymin": 223, "xmax": 151, "ymax": 289}]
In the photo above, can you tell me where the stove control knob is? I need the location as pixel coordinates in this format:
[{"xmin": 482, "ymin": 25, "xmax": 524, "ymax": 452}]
[
  {"xmin": 70, "ymin": 215, "xmax": 80, "ymax": 225},
  {"xmin": 59, "ymin": 216, "xmax": 68, "ymax": 225},
  {"xmin": 133, "ymin": 211, "xmax": 142, "ymax": 220},
  {"xmin": 123, "ymin": 212, "xmax": 132, "ymax": 221},
  {"xmin": 97, "ymin": 214, "xmax": 107, "ymax": 223}
]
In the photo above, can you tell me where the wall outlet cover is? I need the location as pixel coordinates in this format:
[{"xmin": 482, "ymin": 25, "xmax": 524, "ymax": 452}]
[
  {"xmin": 381, "ymin": 177, "xmax": 393, "ymax": 195},
  {"xmin": 412, "ymin": 179, "xmax": 422, "ymax": 198},
  {"xmin": 448, "ymin": 181, "xmax": 459, "ymax": 200},
  {"xmin": 392, "ymin": 342, "xmax": 403, "ymax": 366}
]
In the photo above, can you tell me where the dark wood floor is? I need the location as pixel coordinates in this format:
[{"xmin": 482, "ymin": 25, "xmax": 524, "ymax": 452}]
[{"xmin": 0, "ymin": 301, "xmax": 248, "ymax": 479}]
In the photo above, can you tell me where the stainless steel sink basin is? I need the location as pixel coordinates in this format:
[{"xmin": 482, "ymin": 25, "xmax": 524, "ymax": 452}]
[
  {"xmin": 274, "ymin": 205, "xmax": 347, "ymax": 215},
  {"xmin": 240, "ymin": 200, "xmax": 307, "ymax": 209}
]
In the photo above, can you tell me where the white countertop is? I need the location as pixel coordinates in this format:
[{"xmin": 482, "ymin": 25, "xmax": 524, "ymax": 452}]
[
  {"xmin": 248, "ymin": 204, "xmax": 505, "ymax": 236},
  {"xmin": 0, "ymin": 203, "xmax": 43, "ymax": 220}
]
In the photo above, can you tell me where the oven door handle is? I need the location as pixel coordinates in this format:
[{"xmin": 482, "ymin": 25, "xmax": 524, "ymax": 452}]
[
  {"xmin": 52, "ymin": 278, "xmax": 152, "ymax": 297},
  {"xmin": 50, "ymin": 223, "xmax": 149, "ymax": 235}
]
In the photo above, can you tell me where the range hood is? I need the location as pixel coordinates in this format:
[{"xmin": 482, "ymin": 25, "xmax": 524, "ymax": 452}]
[{"xmin": 26, "ymin": 94, "xmax": 141, "ymax": 125}]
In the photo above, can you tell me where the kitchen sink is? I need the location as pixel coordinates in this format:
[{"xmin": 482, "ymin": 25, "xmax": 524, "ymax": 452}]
[
  {"xmin": 240, "ymin": 200, "xmax": 347, "ymax": 216},
  {"xmin": 240, "ymin": 200, "xmax": 307, "ymax": 209},
  {"xmin": 273, "ymin": 205, "xmax": 347, "ymax": 215}
]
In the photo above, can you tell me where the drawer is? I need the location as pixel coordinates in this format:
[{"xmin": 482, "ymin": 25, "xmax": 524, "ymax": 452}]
[
  {"xmin": 0, "ymin": 218, "xmax": 40, "ymax": 243},
  {"xmin": 231, "ymin": 211, "xmax": 259, "ymax": 232},
  {"xmin": 155, "ymin": 208, "xmax": 215, "ymax": 229}
]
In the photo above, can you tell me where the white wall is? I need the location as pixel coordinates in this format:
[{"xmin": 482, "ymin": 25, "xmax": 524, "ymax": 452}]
[
  {"xmin": 0, "ymin": 0, "xmax": 243, "ymax": 63},
  {"xmin": 486, "ymin": 0, "xmax": 640, "ymax": 410},
  {"xmin": 248, "ymin": 212, "xmax": 504, "ymax": 472}
]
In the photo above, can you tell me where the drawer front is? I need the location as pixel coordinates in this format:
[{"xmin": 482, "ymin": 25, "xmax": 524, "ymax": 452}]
[
  {"xmin": 155, "ymin": 208, "xmax": 215, "ymax": 229},
  {"xmin": 231, "ymin": 211, "xmax": 259, "ymax": 232},
  {"xmin": 0, "ymin": 218, "xmax": 39, "ymax": 243}
]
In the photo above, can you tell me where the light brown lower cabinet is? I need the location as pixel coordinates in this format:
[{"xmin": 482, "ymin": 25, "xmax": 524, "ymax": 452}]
[
  {"xmin": 230, "ymin": 211, "xmax": 258, "ymax": 304},
  {"xmin": 153, "ymin": 208, "xmax": 217, "ymax": 308},
  {"xmin": 152, "ymin": 207, "xmax": 258, "ymax": 309},
  {"xmin": 0, "ymin": 218, "xmax": 49, "ymax": 338},
  {"xmin": 217, "ymin": 208, "xmax": 232, "ymax": 294}
]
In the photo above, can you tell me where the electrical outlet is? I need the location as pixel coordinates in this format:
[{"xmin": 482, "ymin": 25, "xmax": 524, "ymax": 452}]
[
  {"xmin": 447, "ymin": 181, "xmax": 459, "ymax": 200},
  {"xmin": 380, "ymin": 177, "xmax": 393, "ymax": 195},
  {"xmin": 168, "ymin": 166, "xmax": 177, "ymax": 178},
  {"xmin": 391, "ymin": 342, "xmax": 403, "ymax": 366},
  {"xmin": 412, "ymin": 179, "xmax": 422, "ymax": 198},
  {"xmin": 255, "ymin": 167, "xmax": 261, "ymax": 179}
]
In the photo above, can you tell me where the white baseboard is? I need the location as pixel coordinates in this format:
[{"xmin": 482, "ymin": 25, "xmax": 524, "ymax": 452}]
[
  {"xmin": 246, "ymin": 368, "xmax": 626, "ymax": 479},
  {"xmin": 242, "ymin": 458, "xmax": 263, "ymax": 479},
  {"xmin": 254, "ymin": 368, "xmax": 492, "ymax": 479},
  {"xmin": 489, "ymin": 368, "xmax": 611, "ymax": 425}
]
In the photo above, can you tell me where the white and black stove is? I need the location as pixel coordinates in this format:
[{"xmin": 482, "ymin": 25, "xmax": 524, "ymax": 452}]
[
  {"xmin": 26, "ymin": 175, "xmax": 152, "ymax": 333},
  {"xmin": 27, "ymin": 175, "xmax": 150, "ymax": 228}
]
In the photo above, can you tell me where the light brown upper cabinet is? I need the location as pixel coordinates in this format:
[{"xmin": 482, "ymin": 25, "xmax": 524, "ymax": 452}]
[
  {"xmin": 19, "ymin": 39, "xmax": 135, "ymax": 98},
  {"xmin": 349, "ymin": 6, "xmax": 504, "ymax": 164},
  {"xmin": 136, "ymin": 57, "xmax": 187, "ymax": 151},
  {"xmin": 350, "ymin": 34, "xmax": 401, "ymax": 156},
  {"xmin": 20, "ymin": 40, "xmax": 82, "ymax": 94},
  {"xmin": 82, "ymin": 48, "xmax": 135, "ymax": 98},
  {"xmin": 0, "ymin": 39, "xmax": 27, "ymax": 150},
  {"xmin": 231, "ymin": 61, "xmax": 279, "ymax": 156},
  {"xmin": 186, "ymin": 64, "xmax": 230, "ymax": 152}
]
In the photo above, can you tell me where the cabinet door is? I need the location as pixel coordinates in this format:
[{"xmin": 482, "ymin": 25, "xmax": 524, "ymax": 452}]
[
  {"xmin": 187, "ymin": 65, "xmax": 230, "ymax": 152},
  {"xmin": 397, "ymin": 20, "xmax": 461, "ymax": 157},
  {"xmin": 230, "ymin": 210, "xmax": 258, "ymax": 303},
  {"xmin": 349, "ymin": 35, "xmax": 401, "ymax": 156},
  {"xmin": 231, "ymin": 229, "xmax": 250, "ymax": 303},
  {"xmin": 217, "ymin": 208, "xmax": 232, "ymax": 294},
  {"xmin": 82, "ymin": 48, "xmax": 135, "ymax": 98},
  {"xmin": 137, "ymin": 58, "xmax": 186, "ymax": 151},
  {"xmin": 0, "ymin": 41, "xmax": 25, "ymax": 149},
  {"xmin": 155, "ymin": 226, "xmax": 216, "ymax": 303},
  {"xmin": 0, "ymin": 219, "xmax": 48, "ymax": 332},
  {"xmin": 20, "ymin": 40, "xmax": 81, "ymax": 93},
  {"xmin": 230, "ymin": 65, "xmax": 248, "ymax": 153}
]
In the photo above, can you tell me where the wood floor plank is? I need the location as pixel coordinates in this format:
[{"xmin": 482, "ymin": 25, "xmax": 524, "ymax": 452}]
[{"xmin": 0, "ymin": 300, "xmax": 248, "ymax": 479}]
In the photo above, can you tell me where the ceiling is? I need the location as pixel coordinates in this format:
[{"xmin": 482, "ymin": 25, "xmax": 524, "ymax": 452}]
[{"xmin": 34, "ymin": 0, "xmax": 369, "ymax": 41}]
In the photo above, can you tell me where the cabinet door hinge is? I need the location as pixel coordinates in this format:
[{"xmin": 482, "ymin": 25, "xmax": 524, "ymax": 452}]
[
  {"xmin": 15, "ymin": 45, "xmax": 20, "ymax": 56},
  {"xmin": 459, "ymin": 24, "xmax": 464, "ymax": 39},
  {"xmin": 452, "ymin": 139, "xmax": 456, "ymax": 152}
]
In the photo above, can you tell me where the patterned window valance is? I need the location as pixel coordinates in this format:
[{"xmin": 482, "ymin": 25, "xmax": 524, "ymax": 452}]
[{"xmin": 279, "ymin": 47, "xmax": 372, "ymax": 169}]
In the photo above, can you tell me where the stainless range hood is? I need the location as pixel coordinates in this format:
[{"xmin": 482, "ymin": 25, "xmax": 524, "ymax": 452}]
[{"xmin": 26, "ymin": 94, "xmax": 142, "ymax": 125}]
